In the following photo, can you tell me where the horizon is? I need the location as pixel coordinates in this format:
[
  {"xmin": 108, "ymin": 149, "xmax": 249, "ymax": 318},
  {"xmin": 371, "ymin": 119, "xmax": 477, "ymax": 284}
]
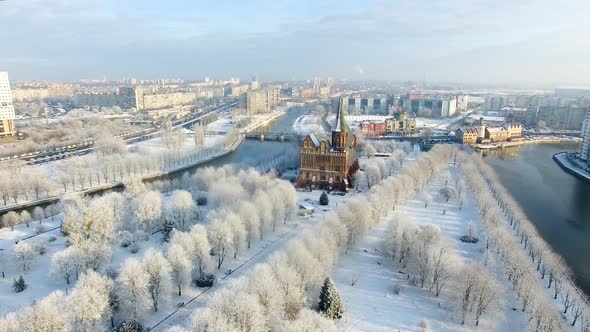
[{"xmin": 1, "ymin": 0, "xmax": 590, "ymax": 88}]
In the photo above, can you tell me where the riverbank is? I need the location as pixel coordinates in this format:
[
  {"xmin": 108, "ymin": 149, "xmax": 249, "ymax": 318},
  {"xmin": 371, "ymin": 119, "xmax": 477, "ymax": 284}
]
[
  {"xmin": 242, "ymin": 108, "xmax": 287, "ymax": 133},
  {"xmin": 553, "ymin": 152, "xmax": 590, "ymax": 182},
  {"xmin": 474, "ymin": 136, "xmax": 581, "ymax": 150},
  {"xmin": 484, "ymin": 142, "xmax": 590, "ymax": 298},
  {"xmin": 0, "ymin": 135, "xmax": 245, "ymax": 215}
]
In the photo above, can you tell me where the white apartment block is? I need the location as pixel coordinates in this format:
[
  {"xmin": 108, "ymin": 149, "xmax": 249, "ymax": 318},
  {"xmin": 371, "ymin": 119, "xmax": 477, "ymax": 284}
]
[
  {"xmin": 580, "ymin": 108, "xmax": 590, "ymax": 161},
  {"xmin": 0, "ymin": 72, "xmax": 16, "ymax": 120},
  {"xmin": 0, "ymin": 72, "xmax": 16, "ymax": 136}
]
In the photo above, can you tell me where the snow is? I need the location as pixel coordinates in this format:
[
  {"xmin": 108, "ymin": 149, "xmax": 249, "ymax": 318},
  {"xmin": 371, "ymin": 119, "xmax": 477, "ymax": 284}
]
[
  {"xmin": 468, "ymin": 114, "xmax": 505, "ymax": 123},
  {"xmin": 292, "ymin": 113, "xmax": 325, "ymax": 136},
  {"xmin": 332, "ymin": 166, "xmax": 529, "ymax": 332},
  {"xmin": 150, "ymin": 189, "xmax": 360, "ymax": 330},
  {"xmin": 131, "ymin": 128, "xmax": 223, "ymax": 154}
]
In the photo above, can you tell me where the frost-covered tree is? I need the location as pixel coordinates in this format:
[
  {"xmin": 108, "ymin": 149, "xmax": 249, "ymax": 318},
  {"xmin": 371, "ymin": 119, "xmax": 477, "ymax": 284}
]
[
  {"xmin": 117, "ymin": 258, "xmax": 150, "ymax": 321},
  {"xmin": 409, "ymin": 224, "xmax": 441, "ymax": 288},
  {"xmin": 194, "ymin": 123, "xmax": 206, "ymax": 146},
  {"xmin": 269, "ymin": 253, "xmax": 306, "ymax": 320},
  {"xmin": 20, "ymin": 210, "xmax": 32, "ymax": 228},
  {"xmin": 22, "ymin": 291, "xmax": 71, "ymax": 332},
  {"xmin": 32, "ymin": 206, "xmax": 45, "ymax": 224},
  {"xmin": 190, "ymin": 307, "xmax": 237, "ymax": 332},
  {"xmin": 143, "ymin": 249, "xmax": 172, "ymax": 312},
  {"xmin": 51, "ymin": 246, "xmax": 84, "ymax": 284},
  {"xmin": 166, "ymin": 243, "xmax": 191, "ymax": 296},
  {"xmin": 278, "ymin": 308, "xmax": 337, "ymax": 332},
  {"xmin": 13, "ymin": 241, "xmax": 36, "ymax": 271},
  {"xmin": 132, "ymin": 190, "xmax": 162, "ymax": 231},
  {"xmin": 208, "ymin": 218, "xmax": 234, "ymax": 269},
  {"xmin": 68, "ymin": 270, "xmax": 113, "ymax": 331},
  {"xmin": 80, "ymin": 240, "xmax": 112, "ymax": 272},
  {"xmin": 318, "ymin": 277, "xmax": 344, "ymax": 319},
  {"xmin": 239, "ymin": 202, "xmax": 260, "ymax": 249},
  {"xmin": 455, "ymin": 263, "xmax": 499, "ymax": 326},
  {"xmin": 168, "ymin": 190, "xmax": 195, "ymax": 231},
  {"xmin": 248, "ymin": 264, "xmax": 285, "ymax": 318},
  {"xmin": 3, "ymin": 211, "xmax": 20, "ymax": 230},
  {"xmin": 227, "ymin": 213, "xmax": 246, "ymax": 259},
  {"xmin": 207, "ymin": 284, "xmax": 267, "ymax": 332},
  {"xmin": 0, "ymin": 312, "xmax": 21, "ymax": 332},
  {"xmin": 254, "ymin": 191, "xmax": 273, "ymax": 240}
]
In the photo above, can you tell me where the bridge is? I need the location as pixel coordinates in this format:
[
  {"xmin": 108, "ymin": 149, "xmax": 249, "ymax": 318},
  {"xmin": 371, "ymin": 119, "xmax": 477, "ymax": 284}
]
[{"xmin": 244, "ymin": 132, "xmax": 297, "ymax": 142}]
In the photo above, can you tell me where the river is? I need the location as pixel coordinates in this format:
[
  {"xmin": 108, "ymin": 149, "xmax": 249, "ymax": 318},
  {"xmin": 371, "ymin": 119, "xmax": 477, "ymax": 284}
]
[
  {"xmin": 154, "ymin": 106, "xmax": 308, "ymax": 182},
  {"xmin": 483, "ymin": 143, "xmax": 590, "ymax": 297}
]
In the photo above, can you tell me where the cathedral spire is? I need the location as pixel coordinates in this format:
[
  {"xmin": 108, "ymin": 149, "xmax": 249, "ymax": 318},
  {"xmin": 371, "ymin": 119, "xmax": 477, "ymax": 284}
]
[{"xmin": 332, "ymin": 99, "xmax": 349, "ymax": 150}]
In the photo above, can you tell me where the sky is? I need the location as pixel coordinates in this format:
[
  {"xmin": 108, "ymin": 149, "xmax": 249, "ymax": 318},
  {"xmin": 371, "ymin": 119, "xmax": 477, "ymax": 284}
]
[{"xmin": 1, "ymin": 0, "xmax": 589, "ymax": 87}]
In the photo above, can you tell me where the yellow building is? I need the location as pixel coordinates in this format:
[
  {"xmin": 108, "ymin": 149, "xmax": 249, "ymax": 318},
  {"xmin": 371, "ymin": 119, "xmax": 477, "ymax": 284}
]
[
  {"xmin": 502, "ymin": 123, "xmax": 523, "ymax": 140},
  {"xmin": 485, "ymin": 127, "xmax": 510, "ymax": 142},
  {"xmin": 296, "ymin": 102, "xmax": 358, "ymax": 191},
  {"xmin": 385, "ymin": 112, "xmax": 416, "ymax": 134},
  {"xmin": 456, "ymin": 127, "xmax": 478, "ymax": 144}
]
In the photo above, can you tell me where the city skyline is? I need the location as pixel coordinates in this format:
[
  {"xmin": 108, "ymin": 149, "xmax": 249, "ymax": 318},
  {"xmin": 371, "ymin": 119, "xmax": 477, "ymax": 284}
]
[{"xmin": 1, "ymin": 0, "xmax": 590, "ymax": 87}]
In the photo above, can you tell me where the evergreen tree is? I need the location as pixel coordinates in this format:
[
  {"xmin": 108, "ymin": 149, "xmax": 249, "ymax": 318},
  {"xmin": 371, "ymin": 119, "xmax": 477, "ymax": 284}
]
[
  {"xmin": 163, "ymin": 218, "xmax": 176, "ymax": 242},
  {"xmin": 319, "ymin": 191, "xmax": 329, "ymax": 206},
  {"xmin": 13, "ymin": 275, "xmax": 26, "ymax": 293},
  {"xmin": 318, "ymin": 277, "xmax": 344, "ymax": 319},
  {"xmin": 116, "ymin": 319, "xmax": 144, "ymax": 332}
]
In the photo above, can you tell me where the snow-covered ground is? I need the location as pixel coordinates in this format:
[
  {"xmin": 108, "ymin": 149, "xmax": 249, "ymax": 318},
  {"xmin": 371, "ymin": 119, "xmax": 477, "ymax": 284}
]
[
  {"xmin": 0, "ymin": 178, "xmax": 361, "ymax": 327},
  {"xmin": 325, "ymin": 114, "xmax": 470, "ymax": 131},
  {"xmin": 131, "ymin": 128, "xmax": 224, "ymax": 154},
  {"xmin": 332, "ymin": 166, "xmax": 529, "ymax": 332},
  {"xmin": 467, "ymin": 114, "xmax": 505, "ymax": 123},
  {"xmin": 292, "ymin": 113, "xmax": 325, "ymax": 136},
  {"xmin": 151, "ymin": 190, "xmax": 360, "ymax": 330}
]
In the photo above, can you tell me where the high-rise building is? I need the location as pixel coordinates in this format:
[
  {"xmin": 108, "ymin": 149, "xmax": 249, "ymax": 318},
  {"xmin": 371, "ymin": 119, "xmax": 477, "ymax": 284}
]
[
  {"xmin": 0, "ymin": 72, "xmax": 16, "ymax": 137},
  {"xmin": 580, "ymin": 109, "xmax": 590, "ymax": 161},
  {"xmin": 246, "ymin": 86, "xmax": 280, "ymax": 115},
  {"xmin": 537, "ymin": 106, "xmax": 587, "ymax": 131}
]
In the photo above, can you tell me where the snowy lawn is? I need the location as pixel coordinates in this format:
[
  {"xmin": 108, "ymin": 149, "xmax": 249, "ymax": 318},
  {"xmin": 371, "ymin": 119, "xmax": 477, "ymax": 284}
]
[{"xmin": 332, "ymin": 166, "xmax": 529, "ymax": 332}]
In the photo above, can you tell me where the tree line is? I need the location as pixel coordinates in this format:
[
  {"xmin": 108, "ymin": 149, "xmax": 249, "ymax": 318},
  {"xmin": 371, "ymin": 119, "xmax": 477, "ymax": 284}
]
[{"xmin": 461, "ymin": 151, "xmax": 588, "ymax": 332}]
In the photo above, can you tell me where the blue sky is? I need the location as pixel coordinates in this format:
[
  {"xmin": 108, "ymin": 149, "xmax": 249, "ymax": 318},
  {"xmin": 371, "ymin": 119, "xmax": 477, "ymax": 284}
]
[{"xmin": 1, "ymin": 0, "xmax": 589, "ymax": 87}]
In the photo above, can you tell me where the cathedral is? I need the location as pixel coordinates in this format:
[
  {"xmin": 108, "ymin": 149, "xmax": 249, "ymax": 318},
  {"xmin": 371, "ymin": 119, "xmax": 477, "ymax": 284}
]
[{"xmin": 296, "ymin": 101, "xmax": 359, "ymax": 191}]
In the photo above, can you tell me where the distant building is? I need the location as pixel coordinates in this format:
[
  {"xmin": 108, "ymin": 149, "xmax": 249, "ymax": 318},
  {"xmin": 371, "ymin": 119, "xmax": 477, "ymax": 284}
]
[
  {"xmin": 385, "ymin": 112, "xmax": 416, "ymax": 135},
  {"xmin": 455, "ymin": 127, "xmax": 478, "ymax": 144},
  {"xmin": 358, "ymin": 121, "xmax": 387, "ymax": 137},
  {"xmin": 0, "ymin": 72, "xmax": 16, "ymax": 137},
  {"xmin": 537, "ymin": 106, "xmax": 587, "ymax": 131},
  {"xmin": 246, "ymin": 86, "xmax": 280, "ymax": 115},
  {"xmin": 485, "ymin": 127, "xmax": 509, "ymax": 142},
  {"xmin": 457, "ymin": 95, "xmax": 469, "ymax": 110},
  {"xmin": 400, "ymin": 95, "xmax": 457, "ymax": 117},
  {"xmin": 555, "ymin": 87, "xmax": 590, "ymax": 98},
  {"xmin": 580, "ymin": 109, "xmax": 590, "ymax": 161},
  {"xmin": 501, "ymin": 123, "xmax": 523, "ymax": 139},
  {"xmin": 250, "ymin": 80, "xmax": 260, "ymax": 90},
  {"xmin": 457, "ymin": 117, "xmax": 522, "ymax": 145},
  {"xmin": 228, "ymin": 84, "xmax": 249, "ymax": 97},
  {"xmin": 296, "ymin": 101, "xmax": 359, "ymax": 191}
]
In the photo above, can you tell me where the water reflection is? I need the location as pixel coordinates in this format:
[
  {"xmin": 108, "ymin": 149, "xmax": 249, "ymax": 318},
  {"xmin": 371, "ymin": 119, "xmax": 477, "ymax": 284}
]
[{"xmin": 481, "ymin": 145, "xmax": 521, "ymax": 160}]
